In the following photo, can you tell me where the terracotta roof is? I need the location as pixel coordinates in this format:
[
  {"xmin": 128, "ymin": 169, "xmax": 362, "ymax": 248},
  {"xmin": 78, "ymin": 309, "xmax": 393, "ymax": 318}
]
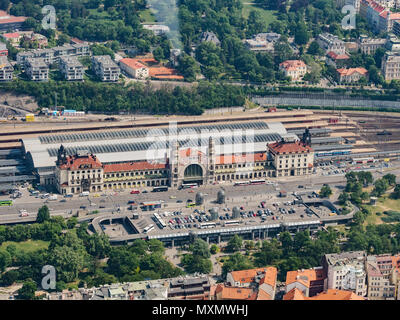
[
  {"xmin": 148, "ymin": 66, "xmax": 183, "ymax": 79},
  {"xmin": 229, "ymin": 267, "xmax": 277, "ymax": 286},
  {"xmin": 217, "ymin": 152, "xmax": 266, "ymax": 165},
  {"xmin": 103, "ymin": 161, "xmax": 166, "ymax": 173},
  {"xmin": 268, "ymin": 140, "xmax": 313, "ymax": 154},
  {"xmin": 179, "ymin": 148, "xmax": 205, "ymax": 158},
  {"xmin": 120, "ymin": 58, "xmax": 148, "ymax": 70},
  {"xmin": 59, "ymin": 154, "xmax": 103, "ymax": 170},
  {"xmin": 285, "ymin": 268, "xmax": 325, "ymax": 288},
  {"xmin": 284, "ymin": 288, "xmax": 364, "ymax": 300},
  {"xmin": 256, "ymin": 288, "xmax": 271, "ymax": 300},
  {"xmin": 1, "ymin": 32, "xmax": 20, "ymax": 38},
  {"xmin": 337, "ymin": 67, "xmax": 368, "ymax": 76},
  {"xmin": 0, "ymin": 10, "xmax": 26, "ymax": 25},
  {"xmin": 279, "ymin": 60, "xmax": 306, "ymax": 71},
  {"xmin": 327, "ymin": 51, "xmax": 350, "ymax": 60},
  {"xmin": 215, "ymin": 284, "xmax": 256, "ymax": 300}
]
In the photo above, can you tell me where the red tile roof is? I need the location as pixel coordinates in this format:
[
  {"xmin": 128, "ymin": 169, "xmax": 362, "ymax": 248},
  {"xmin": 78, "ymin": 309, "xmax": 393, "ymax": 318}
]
[
  {"xmin": 268, "ymin": 140, "xmax": 313, "ymax": 154},
  {"xmin": 229, "ymin": 267, "xmax": 277, "ymax": 286},
  {"xmin": 120, "ymin": 58, "xmax": 148, "ymax": 70},
  {"xmin": 59, "ymin": 154, "xmax": 103, "ymax": 170},
  {"xmin": 284, "ymin": 288, "xmax": 364, "ymax": 300},
  {"xmin": 285, "ymin": 268, "xmax": 325, "ymax": 288},
  {"xmin": 279, "ymin": 60, "xmax": 306, "ymax": 71},
  {"xmin": 216, "ymin": 152, "xmax": 266, "ymax": 165},
  {"xmin": 327, "ymin": 51, "xmax": 350, "ymax": 60},
  {"xmin": 103, "ymin": 161, "xmax": 166, "ymax": 173},
  {"xmin": 337, "ymin": 67, "xmax": 368, "ymax": 76},
  {"xmin": 1, "ymin": 32, "xmax": 20, "ymax": 38},
  {"xmin": 0, "ymin": 10, "xmax": 26, "ymax": 25},
  {"xmin": 215, "ymin": 284, "xmax": 257, "ymax": 300}
]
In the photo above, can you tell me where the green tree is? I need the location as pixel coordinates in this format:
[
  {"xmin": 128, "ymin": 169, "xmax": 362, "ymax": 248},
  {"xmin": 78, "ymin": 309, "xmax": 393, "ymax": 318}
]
[
  {"xmin": 0, "ymin": 250, "xmax": 11, "ymax": 272},
  {"xmin": 226, "ymin": 234, "xmax": 243, "ymax": 252},
  {"xmin": 383, "ymin": 174, "xmax": 396, "ymax": 186},
  {"xmin": 37, "ymin": 205, "xmax": 50, "ymax": 223},
  {"xmin": 17, "ymin": 279, "xmax": 37, "ymax": 300},
  {"xmin": 319, "ymin": 184, "xmax": 333, "ymax": 198}
]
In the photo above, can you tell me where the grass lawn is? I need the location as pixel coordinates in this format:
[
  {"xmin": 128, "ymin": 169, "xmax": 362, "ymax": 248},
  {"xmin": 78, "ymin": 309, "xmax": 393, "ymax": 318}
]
[
  {"xmin": 240, "ymin": 1, "xmax": 278, "ymax": 27},
  {"xmin": 140, "ymin": 9, "xmax": 157, "ymax": 23},
  {"xmin": 0, "ymin": 240, "xmax": 49, "ymax": 253},
  {"xmin": 362, "ymin": 194, "xmax": 400, "ymax": 225}
]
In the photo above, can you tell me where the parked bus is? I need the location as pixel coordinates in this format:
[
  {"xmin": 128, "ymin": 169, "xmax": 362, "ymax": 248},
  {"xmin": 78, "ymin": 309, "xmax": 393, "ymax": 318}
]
[
  {"xmin": 180, "ymin": 183, "xmax": 198, "ymax": 190},
  {"xmin": 234, "ymin": 181, "xmax": 250, "ymax": 186},
  {"xmin": 153, "ymin": 213, "xmax": 167, "ymax": 229},
  {"xmin": 152, "ymin": 186, "xmax": 169, "ymax": 192},
  {"xmin": 0, "ymin": 200, "xmax": 13, "ymax": 206},
  {"xmin": 141, "ymin": 201, "xmax": 162, "ymax": 211},
  {"xmin": 250, "ymin": 180, "xmax": 266, "ymax": 185},
  {"xmin": 200, "ymin": 222, "xmax": 216, "ymax": 229},
  {"xmin": 224, "ymin": 220, "xmax": 240, "ymax": 226},
  {"xmin": 143, "ymin": 224, "xmax": 155, "ymax": 233}
]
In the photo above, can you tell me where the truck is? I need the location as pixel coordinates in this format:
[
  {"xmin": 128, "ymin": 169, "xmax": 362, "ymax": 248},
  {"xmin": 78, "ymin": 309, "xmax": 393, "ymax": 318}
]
[{"xmin": 48, "ymin": 194, "xmax": 58, "ymax": 201}]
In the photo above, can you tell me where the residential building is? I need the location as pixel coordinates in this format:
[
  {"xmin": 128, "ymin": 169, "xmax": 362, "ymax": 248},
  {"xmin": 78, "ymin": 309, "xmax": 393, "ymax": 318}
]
[
  {"xmin": 336, "ymin": 67, "xmax": 368, "ymax": 83},
  {"xmin": 168, "ymin": 276, "xmax": 211, "ymax": 299},
  {"xmin": 0, "ymin": 10, "xmax": 26, "ymax": 31},
  {"xmin": 267, "ymin": 132, "xmax": 314, "ymax": 178},
  {"xmin": 244, "ymin": 38, "xmax": 274, "ymax": 52},
  {"xmin": 283, "ymin": 288, "xmax": 365, "ymax": 300},
  {"xmin": 386, "ymin": 33, "xmax": 400, "ymax": 51},
  {"xmin": 326, "ymin": 51, "xmax": 350, "ymax": 68},
  {"xmin": 0, "ymin": 56, "xmax": 13, "ymax": 81},
  {"xmin": 381, "ymin": 50, "xmax": 400, "ymax": 80},
  {"xmin": 0, "ymin": 42, "xmax": 7, "ymax": 56},
  {"xmin": 119, "ymin": 58, "xmax": 149, "ymax": 79},
  {"xmin": 214, "ymin": 284, "xmax": 257, "ymax": 300},
  {"xmin": 226, "ymin": 267, "xmax": 277, "ymax": 300},
  {"xmin": 91, "ymin": 55, "xmax": 120, "ymax": 82},
  {"xmin": 1, "ymin": 32, "xmax": 21, "ymax": 45},
  {"xmin": 279, "ymin": 60, "xmax": 307, "ymax": 81},
  {"xmin": 360, "ymin": 0, "xmax": 400, "ymax": 33},
  {"xmin": 317, "ymin": 33, "xmax": 346, "ymax": 55},
  {"xmin": 59, "ymin": 56, "xmax": 84, "ymax": 81},
  {"xmin": 357, "ymin": 35, "xmax": 387, "ymax": 54},
  {"xmin": 142, "ymin": 24, "xmax": 170, "ymax": 36},
  {"xmin": 322, "ymin": 251, "xmax": 368, "ymax": 297},
  {"xmin": 285, "ymin": 267, "xmax": 325, "ymax": 297},
  {"xmin": 200, "ymin": 31, "xmax": 221, "ymax": 46},
  {"xmin": 24, "ymin": 58, "xmax": 49, "ymax": 81}
]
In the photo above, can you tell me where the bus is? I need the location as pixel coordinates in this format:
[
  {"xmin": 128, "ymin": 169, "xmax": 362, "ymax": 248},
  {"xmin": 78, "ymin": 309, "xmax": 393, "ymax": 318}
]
[
  {"xmin": 141, "ymin": 201, "xmax": 162, "ymax": 211},
  {"xmin": 180, "ymin": 183, "xmax": 198, "ymax": 190},
  {"xmin": 153, "ymin": 213, "xmax": 167, "ymax": 229},
  {"xmin": 200, "ymin": 222, "xmax": 216, "ymax": 229},
  {"xmin": 143, "ymin": 224, "xmax": 155, "ymax": 233},
  {"xmin": 250, "ymin": 180, "xmax": 266, "ymax": 185},
  {"xmin": 234, "ymin": 181, "xmax": 250, "ymax": 186},
  {"xmin": 0, "ymin": 200, "xmax": 12, "ymax": 206},
  {"xmin": 152, "ymin": 186, "xmax": 169, "ymax": 192},
  {"xmin": 224, "ymin": 220, "xmax": 240, "ymax": 226},
  {"xmin": 186, "ymin": 203, "xmax": 196, "ymax": 208}
]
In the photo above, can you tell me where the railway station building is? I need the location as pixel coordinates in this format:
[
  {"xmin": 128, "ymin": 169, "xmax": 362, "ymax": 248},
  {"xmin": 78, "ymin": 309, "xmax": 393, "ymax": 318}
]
[{"xmin": 23, "ymin": 121, "xmax": 314, "ymax": 193}]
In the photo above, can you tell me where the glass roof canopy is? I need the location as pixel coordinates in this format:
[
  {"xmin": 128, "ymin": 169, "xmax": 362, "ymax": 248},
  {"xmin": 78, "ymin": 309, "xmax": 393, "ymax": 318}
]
[
  {"xmin": 39, "ymin": 122, "xmax": 270, "ymax": 144},
  {"xmin": 47, "ymin": 133, "xmax": 282, "ymax": 157}
]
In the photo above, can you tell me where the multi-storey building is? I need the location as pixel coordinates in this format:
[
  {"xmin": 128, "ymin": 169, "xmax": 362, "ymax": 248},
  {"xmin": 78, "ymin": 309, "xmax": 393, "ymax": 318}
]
[
  {"xmin": 381, "ymin": 51, "xmax": 400, "ymax": 80},
  {"xmin": 119, "ymin": 58, "xmax": 149, "ymax": 79},
  {"xmin": 0, "ymin": 56, "xmax": 13, "ymax": 81},
  {"xmin": 25, "ymin": 58, "xmax": 49, "ymax": 81},
  {"xmin": 336, "ymin": 67, "xmax": 369, "ymax": 83},
  {"xmin": 360, "ymin": 0, "xmax": 400, "ymax": 33},
  {"xmin": 322, "ymin": 251, "xmax": 368, "ymax": 297},
  {"xmin": 357, "ymin": 35, "xmax": 387, "ymax": 54},
  {"xmin": 0, "ymin": 42, "xmax": 7, "ymax": 56},
  {"xmin": 92, "ymin": 55, "xmax": 120, "ymax": 82},
  {"xmin": 59, "ymin": 56, "xmax": 84, "ymax": 81},
  {"xmin": 279, "ymin": 60, "xmax": 307, "ymax": 81},
  {"xmin": 326, "ymin": 51, "xmax": 350, "ymax": 68},
  {"xmin": 0, "ymin": 10, "xmax": 26, "ymax": 31},
  {"xmin": 267, "ymin": 132, "xmax": 314, "ymax": 178},
  {"xmin": 285, "ymin": 267, "xmax": 325, "ymax": 297},
  {"xmin": 317, "ymin": 33, "xmax": 346, "ymax": 55}
]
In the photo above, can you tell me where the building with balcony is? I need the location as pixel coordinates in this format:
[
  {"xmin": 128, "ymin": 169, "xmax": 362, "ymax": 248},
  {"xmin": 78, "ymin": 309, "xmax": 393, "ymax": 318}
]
[
  {"xmin": 0, "ymin": 56, "xmax": 13, "ymax": 81},
  {"xmin": 92, "ymin": 55, "xmax": 120, "ymax": 82},
  {"xmin": 317, "ymin": 33, "xmax": 346, "ymax": 55},
  {"xmin": 59, "ymin": 56, "xmax": 84, "ymax": 81},
  {"xmin": 381, "ymin": 50, "xmax": 400, "ymax": 80},
  {"xmin": 24, "ymin": 58, "xmax": 49, "ymax": 81}
]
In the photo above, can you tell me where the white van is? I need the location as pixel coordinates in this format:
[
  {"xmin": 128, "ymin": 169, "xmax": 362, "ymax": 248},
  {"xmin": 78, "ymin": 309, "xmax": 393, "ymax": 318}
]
[{"xmin": 79, "ymin": 191, "xmax": 89, "ymax": 197}]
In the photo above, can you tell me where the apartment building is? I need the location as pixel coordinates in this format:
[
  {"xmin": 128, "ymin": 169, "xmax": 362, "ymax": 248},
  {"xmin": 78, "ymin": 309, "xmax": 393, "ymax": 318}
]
[
  {"xmin": 59, "ymin": 56, "xmax": 84, "ymax": 81},
  {"xmin": 285, "ymin": 267, "xmax": 325, "ymax": 297},
  {"xmin": 0, "ymin": 10, "xmax": 26, "ymax": 31},
  {"xmin": 279, "ymin": 60, "xmax": 307, "ymax": 81},
  {"xmin": 322, "ymin": 251, "xmax": 368, "ymax": 297},
  {"xmin": 336, "ymin": 67, "xmax": 368, "ymax": 83},
  {"xmin": 326, "ymin": 51, "xmax": 350, "ymax": 68},
  {"xmin": 168, "ymin": 276, "xmax": 211, "ymax": 299},
  {"xmin": 267, "ymin": 132, "xmax": 314, "ymax": 178},
  {"xmin": 357, "ymin": 35, "xmax": 386, "ymax": 54},
  {"xmin": 119, "ymin": 58, "xmax": 149, "ymax": 79},
  {"xmin": 360, "ymin": 0, "xmax": 400, "ymax": 33},
  {"xmin": 381, "ymin": 51, "xmax": 400, "ymax": 80},
  {"xmin": 0, "ymin": 56, "xmax": 13, "ymax": 81},
  {"xmin": 92, "ymin": 55, "xmax": 120, "ymax": 82},
  {"xmin": 284, "ymin": 288, "xmax": 365, "ymax": 300},
  {"xmin": 317, "ymin": 33, "xmax": 346, "ymax": 55},
  {"xmin": 25, "ymin": 58, "xmax": 49, "ymax": 81}
]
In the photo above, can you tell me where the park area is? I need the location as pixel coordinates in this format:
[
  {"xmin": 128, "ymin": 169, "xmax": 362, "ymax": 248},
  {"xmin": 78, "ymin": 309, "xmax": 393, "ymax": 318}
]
[
  {"xmin": 241, "ymin": 1, "xmax": 278, "ymax": 27},
  {"xmin": 0, "ymin": 240, "xmax": 49, "ymax": 254}
]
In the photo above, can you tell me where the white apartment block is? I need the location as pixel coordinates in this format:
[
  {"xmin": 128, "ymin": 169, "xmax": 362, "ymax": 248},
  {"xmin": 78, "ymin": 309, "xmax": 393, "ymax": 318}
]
[
  {"xmin": 366, "ymin": 255, "xmax": 397, "ymax": 300},
  {"xmin": 25, "ymin": 58, "xmax": 49, "ymax": 81},
  {"xmin": 0, "ymin": 56, "xmax": 13, "ymax": 81},
  {"xmin": 322, "ymin": 251, "xmax": 368, "ymax": 297},
  {"xmin": 357, "ymin": 35, "xmax": 386, "ymax": 54},
  {"xmin": 92, "ymin": 55, "xmax": 120, "ymax": 82},
  {"xmin": 317, "ymin": 33, "xmax": 346, "ymax": 55},
  {"xmin": 119, "ymin": 58, "xmax": 149, "ymax": 79},
  {"xmin": 59, "ymin": 56, "xmax": 84, "ymax": 81},
  {"xmin": 382, "ymin": 51, "xmax": 400, "ymax": 80}
]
